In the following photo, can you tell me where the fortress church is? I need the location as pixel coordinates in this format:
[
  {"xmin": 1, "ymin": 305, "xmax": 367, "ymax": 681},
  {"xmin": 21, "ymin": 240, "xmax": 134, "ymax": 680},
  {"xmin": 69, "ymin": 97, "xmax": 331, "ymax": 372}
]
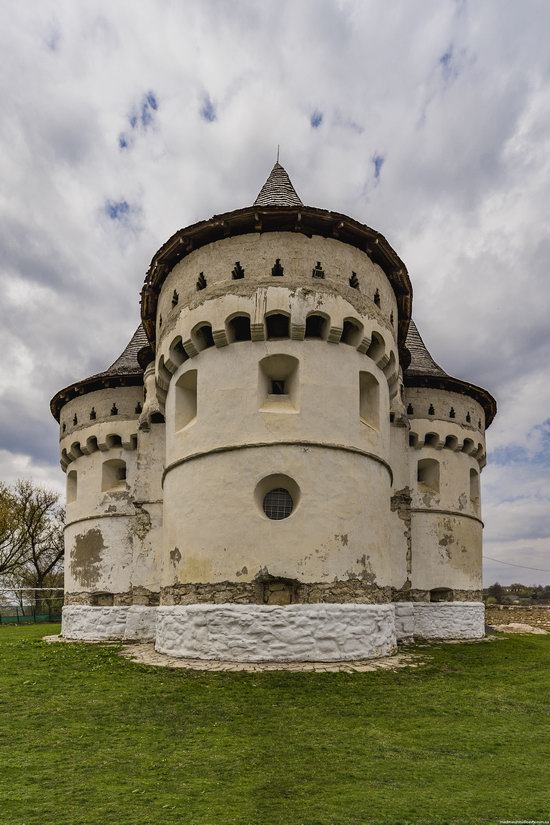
[{"xmin": 51, "ymin": 162, "xmax": 496, "ymax": 661}]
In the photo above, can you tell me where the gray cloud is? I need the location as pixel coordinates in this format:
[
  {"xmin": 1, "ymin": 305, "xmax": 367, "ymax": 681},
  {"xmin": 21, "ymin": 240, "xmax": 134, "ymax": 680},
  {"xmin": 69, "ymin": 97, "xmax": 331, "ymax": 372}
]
[{"xmin": 0, "ymin": 0, "xmax": 549, "ymax": 581}]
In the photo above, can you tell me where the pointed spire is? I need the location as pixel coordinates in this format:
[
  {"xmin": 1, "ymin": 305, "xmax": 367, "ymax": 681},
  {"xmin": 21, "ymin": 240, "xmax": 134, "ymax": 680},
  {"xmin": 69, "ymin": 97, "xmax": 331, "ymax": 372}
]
[
  {"xmin": 254, "ymin": 161, "xmax": 303, "ymax": 207},
  {"xmin": 405, "ymin": 320, "xmax": 448, "ymax": 378},
  {"xmin": 105, "ymin": 324, "xmax": 148, "ymax": 376}
]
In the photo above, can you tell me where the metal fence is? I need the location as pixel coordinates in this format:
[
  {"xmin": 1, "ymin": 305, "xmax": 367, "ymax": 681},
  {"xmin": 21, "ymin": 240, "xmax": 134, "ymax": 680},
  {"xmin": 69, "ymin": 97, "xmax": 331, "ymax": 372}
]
[{"xmin": 0, "ymin": 588, "xmax": 64, "ymax": 625}]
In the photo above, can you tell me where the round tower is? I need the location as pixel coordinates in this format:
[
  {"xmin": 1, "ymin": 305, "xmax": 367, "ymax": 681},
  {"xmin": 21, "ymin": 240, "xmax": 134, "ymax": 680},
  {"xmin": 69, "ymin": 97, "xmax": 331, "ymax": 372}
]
[
  {"xmin": 399, "ymin": 321, "xmax": 496, "ymax": 639},
  {"xmin": 141, "ymin": 163, "xmax": 412, "ymax": 660},
  {"xmin": 51, "ymin": 326, "xmax": 163, "ymax": 640}
]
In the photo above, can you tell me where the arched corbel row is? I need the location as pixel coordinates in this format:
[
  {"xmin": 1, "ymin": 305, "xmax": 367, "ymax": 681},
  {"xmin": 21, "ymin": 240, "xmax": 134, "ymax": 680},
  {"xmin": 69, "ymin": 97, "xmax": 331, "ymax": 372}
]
[
  {"xmin": 156, "ymin": 306, "xmax": 400, "ymax": 403},
  {"xmin": 60, "ymin": 430, "xmax": 138, "ymax": 469},
  {"xmin": 408, "ymin": 428, "xmax": 486, "ymax": 466}
]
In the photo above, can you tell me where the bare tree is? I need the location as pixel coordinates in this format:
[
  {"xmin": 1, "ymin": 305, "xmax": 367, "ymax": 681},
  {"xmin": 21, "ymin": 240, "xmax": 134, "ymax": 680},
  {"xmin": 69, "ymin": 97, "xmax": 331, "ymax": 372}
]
[
  {"xmin": 9, "ymin": 481, "xmax": 64, "ymax": 612},
  {"xmin": 0, "ymin": 483, "xmax": 26, "ymax": 577}
]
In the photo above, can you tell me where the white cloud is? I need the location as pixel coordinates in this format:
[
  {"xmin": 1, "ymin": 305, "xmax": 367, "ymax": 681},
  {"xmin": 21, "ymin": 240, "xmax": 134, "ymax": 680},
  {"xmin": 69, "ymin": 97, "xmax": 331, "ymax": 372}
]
[{"xmin": 0, "ymin": 0, "xmax": 549, "ymax": 581}]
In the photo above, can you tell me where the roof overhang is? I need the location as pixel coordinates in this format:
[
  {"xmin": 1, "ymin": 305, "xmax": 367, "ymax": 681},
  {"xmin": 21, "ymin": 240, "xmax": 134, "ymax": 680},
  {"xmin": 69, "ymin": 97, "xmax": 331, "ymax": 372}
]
[
  {"xmin": 140, "ymin": 204, "xmax": 413, "ymax": 356},
  {"xmin": 50, "ymin": 373, "xmax": 143, "ymax": 422},
  {"xmin": 404, "ymin": 372, "xmax": 497, "ymax": 428}
]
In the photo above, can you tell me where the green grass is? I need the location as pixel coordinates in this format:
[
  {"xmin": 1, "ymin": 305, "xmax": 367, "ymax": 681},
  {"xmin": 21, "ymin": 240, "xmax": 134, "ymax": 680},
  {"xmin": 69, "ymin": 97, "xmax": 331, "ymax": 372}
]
[{"xmin": 1, "ymin": 627, "xmax": 549, "ymax": 825}]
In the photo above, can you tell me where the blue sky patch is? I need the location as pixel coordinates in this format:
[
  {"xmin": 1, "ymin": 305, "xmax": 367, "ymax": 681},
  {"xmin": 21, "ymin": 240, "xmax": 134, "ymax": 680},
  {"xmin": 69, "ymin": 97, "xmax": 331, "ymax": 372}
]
[
  {"xmin": 128, "ymin": 91, "xmax": 159, "ymax": 133},
  {"xmin": 310, "ymin": 110, "xmax": 323, "ymax": 128},
  {"xmin": 200, "ymin": 95, "xmax": 217, "ymax": 122},
  {"xmin": 372, "ymin": 153, "xmax": 384, "ymax": 180},
  {"xmin": 105, "ymin": 199, "xmax": 130, "ymax": 221},
  {"xmin": 492, "ymin": 419, "xmax": 550, "ymax": 467},
  {"xmin": 439, "ymin": 46, "xmax": 459, "ymax": 82},
  {"xmin": 118, "ymin": 133, "xmax": 129, "ymax": 150}
]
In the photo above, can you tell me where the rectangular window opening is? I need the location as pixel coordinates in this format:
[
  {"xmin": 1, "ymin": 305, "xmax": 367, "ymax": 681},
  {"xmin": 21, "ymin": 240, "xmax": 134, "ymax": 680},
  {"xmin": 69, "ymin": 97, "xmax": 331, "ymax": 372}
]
[{"xmin": 271, "ymin": 380, "xmax": 286, "ymax": 395}]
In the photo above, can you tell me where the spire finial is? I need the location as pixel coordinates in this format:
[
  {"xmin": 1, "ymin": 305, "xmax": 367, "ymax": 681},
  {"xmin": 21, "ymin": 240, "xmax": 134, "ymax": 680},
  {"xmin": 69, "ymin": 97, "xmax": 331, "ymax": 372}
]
[{"xmin": 253, "ymin": 158, "xmax": 303, "ymax": 207}]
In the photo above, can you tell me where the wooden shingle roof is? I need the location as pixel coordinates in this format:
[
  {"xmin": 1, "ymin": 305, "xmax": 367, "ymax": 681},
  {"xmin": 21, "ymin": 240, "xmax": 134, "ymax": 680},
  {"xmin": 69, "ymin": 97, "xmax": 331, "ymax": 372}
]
[
  {"xmin": 253, "ymin": 162, "xmax": 303, "ymax": 207},
  {"xmin": 405, "ymin": 320, "xmax": 447, "ymax": 378},
  {"xmin": 404, "ymin": 319, "xmax": 496, "ymax": 426},
  {"xmin": 103, "ymin": 324, "xmax": 148, "ymax": 376},
  {"xmin": 50, "ymin": 325, "xmax": 147, "ymax": 420}
]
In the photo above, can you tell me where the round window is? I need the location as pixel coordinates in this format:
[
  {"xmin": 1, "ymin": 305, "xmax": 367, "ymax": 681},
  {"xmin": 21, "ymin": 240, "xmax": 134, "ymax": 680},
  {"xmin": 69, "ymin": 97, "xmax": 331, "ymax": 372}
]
[{"xmin": 263, "ymin": 488, "xmax": 293, "ymax": 520}]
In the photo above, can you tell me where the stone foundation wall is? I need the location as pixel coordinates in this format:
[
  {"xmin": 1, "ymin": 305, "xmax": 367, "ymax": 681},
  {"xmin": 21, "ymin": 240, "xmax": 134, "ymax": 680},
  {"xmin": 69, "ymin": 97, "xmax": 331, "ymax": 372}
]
[
  {"xmin": 155, "ymin": 603, "xmax": 397, "ymax": 662},
  {"xmin": 394, "ymin": 603, "xmax": 414, "ymax": 641},
  {"xmin": 61, "ymin": 601, "xmax": 485, "ymax": 651},
  {"xmin": 65, "ymin": 588, "xmax": 160, "ymax": 607},
  {"xmin": 160, "ymin": 580, "xmax": 393, "ymax": 605},
  {"xmin": 392, "ymin": 588, "xmax": 482, "ymax": 603},
  {"xmin": 412, "ymin": 602, "xmax": 484, "ymax": 639},
  {"xmin": 62, "ymin": 605, "xmax": 157, "ymax": 641},
  {"xmin": 124, "ymin": 606, "xmax": 158, "ymax": 642},
  {"xmin": 62, "ymin": 605, "xmax": 130, "ymax": 640}
]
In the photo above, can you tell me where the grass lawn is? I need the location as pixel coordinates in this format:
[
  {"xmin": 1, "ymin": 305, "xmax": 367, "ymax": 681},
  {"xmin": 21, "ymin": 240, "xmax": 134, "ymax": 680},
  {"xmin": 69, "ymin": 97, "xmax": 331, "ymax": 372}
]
[{"xmin": 1, "ymin": 626, "xmax": 549, "ymax": 825}]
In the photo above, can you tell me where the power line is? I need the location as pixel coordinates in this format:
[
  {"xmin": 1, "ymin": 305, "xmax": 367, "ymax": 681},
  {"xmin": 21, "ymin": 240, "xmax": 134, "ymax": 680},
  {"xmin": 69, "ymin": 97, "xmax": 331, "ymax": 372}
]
[{"xmin": 484, "ymin": 555, "xmax": 550, "ymax": 574}]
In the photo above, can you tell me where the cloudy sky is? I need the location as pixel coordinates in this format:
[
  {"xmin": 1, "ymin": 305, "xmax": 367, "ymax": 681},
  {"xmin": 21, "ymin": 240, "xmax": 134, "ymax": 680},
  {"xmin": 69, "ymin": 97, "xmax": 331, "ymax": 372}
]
[{"xmin": 1, "ymin": 0, "xmax": 549, "ymax": 586}]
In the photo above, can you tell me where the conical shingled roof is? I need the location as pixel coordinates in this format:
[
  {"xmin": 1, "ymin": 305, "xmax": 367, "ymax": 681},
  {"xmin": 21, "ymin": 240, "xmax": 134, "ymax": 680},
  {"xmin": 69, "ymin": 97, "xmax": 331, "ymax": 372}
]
[
  {"xmin": 254, "ymin": 162, "xmax": 303, "ymax": 207},
  {"xmin": 405, "ymin": 320, "xmax": 448, "ymax": 378},
  {"xmin": 50, "ymin": 324, "xmax": 147, "ymax": 420},
  {"xmin": 104, "ymin": 324, "xmax": 148, "ymax": 376},
  {"xmin": 404, "ymin": 319, "xmax": 497, "ymax": 426}
]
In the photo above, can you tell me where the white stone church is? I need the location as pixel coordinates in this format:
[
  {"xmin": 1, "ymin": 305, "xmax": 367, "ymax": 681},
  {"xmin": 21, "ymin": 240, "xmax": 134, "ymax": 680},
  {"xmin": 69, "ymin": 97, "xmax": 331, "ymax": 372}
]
[{"xmin": 51, "ymin": 161, "xmax": 496, "ymax": 661}]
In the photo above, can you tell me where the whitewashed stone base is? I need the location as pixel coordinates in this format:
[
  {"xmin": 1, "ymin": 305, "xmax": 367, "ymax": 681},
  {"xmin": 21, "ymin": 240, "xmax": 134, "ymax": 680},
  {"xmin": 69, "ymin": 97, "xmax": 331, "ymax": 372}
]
[
  {"xmin": 155, "ymin": 603, "xmax": 397, "ymax": 662},
  {"xmin": 123, "ymin": 606, "xmax": 158, "ymax": 642},
  {"xmin": 61, "ymin": 601, "xmax": 485, "ymax": 655},
  {"xmin": 62, "ymin": 605, "xmax": 130, "ymax": 640},
  {"xmin": 394, "ymin": 603, "xmax": 414, "ymax": 642},
  {"xmin": 412, "ymin": 602, "xmax": 485, "ymax": 640}
]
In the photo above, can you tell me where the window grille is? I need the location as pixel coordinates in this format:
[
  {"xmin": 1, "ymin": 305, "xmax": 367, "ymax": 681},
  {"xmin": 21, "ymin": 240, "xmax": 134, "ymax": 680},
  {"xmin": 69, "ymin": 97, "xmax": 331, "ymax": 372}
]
[{"xmin": 263, "ymin": 488, "xmax": 293, "ymax": 520}]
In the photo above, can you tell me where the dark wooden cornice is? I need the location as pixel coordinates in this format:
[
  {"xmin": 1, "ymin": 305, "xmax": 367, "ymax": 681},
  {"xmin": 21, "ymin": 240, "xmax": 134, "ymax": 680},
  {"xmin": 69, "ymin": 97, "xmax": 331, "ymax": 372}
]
[
  {"xmin": 140, "ymin": 205, "xmax": 413, "ymax": 356},
  {"xmin": 403, "ymin": 372, "xmax": 497, "ymax": 428}
]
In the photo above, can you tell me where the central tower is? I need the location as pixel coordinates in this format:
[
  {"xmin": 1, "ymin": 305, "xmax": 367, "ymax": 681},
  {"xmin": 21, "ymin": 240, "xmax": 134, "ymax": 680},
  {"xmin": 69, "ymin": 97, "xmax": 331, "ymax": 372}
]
[{"xmin": 141, "ymin": 162, "xmax": 410, "ymax": 660}]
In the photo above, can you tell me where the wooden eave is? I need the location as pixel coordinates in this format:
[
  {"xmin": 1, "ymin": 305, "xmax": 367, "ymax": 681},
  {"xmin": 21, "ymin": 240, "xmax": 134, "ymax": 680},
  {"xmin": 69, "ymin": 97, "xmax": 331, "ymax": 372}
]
[
  {"xmin": 50, "ymin": 372, "xmax": 144, "ymax": 422},
  {"xmin": 403, "ymin": 372, "xmax": 497, "ymax": 428},
  {"xmin": 140, "ymin": 205, "xmax": 413, "ymax": 357}
]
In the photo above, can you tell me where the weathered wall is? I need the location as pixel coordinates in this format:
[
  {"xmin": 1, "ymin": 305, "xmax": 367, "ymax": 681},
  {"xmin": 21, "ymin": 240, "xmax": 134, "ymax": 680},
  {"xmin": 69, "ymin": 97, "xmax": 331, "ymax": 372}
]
[
  {"xmin": 129, "ymin": 423, "xmax": 165, "ymax": 597},
  {"xmin": 405, "ymin": 386, "xmax": 486, "ymax": 435},
  {"xmin": 163, "ymin": 445, "xmax": 392, "ymax": 593},
  {"xmin": 156, "ymin": 232, "xmax": 400, "ymax": 603},
  {"xmin": 157, "ymin": 232, "xmax": 397, "ymax": 333},
  {"xmin": 161, "ymin": 332, "xmax": 394, "ymax": 597},
  {"xmin": 59, "ymin": 386, "xmax": 143, "ymax": 447},
  {"xmin": 410, "ymin": 511, "xmax": 482, "ymax": 592},
  {"xmin": 64, "ymin": 442, "xmax": 138, "ymax": 597},
  {"xmin": 60, "ymin": 386, "xmax": 164, "ymax": 607},
  {"xmin": 388, "ymin": 401, "xmax": 412, "ymax": 595},
  {"xmin": 404, "ymin": 386, "xmax": 485, "ymax": 597}
]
